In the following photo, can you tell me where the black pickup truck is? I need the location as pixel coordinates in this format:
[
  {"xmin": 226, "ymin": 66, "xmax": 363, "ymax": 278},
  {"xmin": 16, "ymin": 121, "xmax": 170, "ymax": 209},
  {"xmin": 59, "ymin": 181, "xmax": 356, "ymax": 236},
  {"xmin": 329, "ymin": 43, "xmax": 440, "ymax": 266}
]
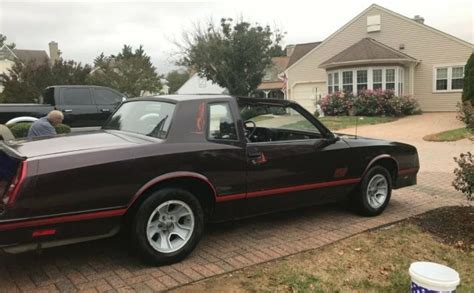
[{"xmin": 0, "ymin": 85, "xmax": 125, "ymax": 127}]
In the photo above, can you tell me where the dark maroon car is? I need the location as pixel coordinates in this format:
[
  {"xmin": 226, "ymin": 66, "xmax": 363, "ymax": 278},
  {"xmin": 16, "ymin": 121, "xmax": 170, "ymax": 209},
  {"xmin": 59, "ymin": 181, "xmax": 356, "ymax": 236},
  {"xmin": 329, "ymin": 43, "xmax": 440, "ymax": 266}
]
[{"xmin": 0, "ymin": 95, "xmax": 419, "ymax": 264}]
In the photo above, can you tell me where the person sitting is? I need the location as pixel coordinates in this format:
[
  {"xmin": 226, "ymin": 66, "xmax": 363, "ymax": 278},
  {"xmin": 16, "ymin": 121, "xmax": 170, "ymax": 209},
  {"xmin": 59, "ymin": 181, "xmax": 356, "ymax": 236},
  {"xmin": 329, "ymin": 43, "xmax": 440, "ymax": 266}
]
[{"xmin": 27, "ymin": 110, "xmax": 64, "ymax": 138}]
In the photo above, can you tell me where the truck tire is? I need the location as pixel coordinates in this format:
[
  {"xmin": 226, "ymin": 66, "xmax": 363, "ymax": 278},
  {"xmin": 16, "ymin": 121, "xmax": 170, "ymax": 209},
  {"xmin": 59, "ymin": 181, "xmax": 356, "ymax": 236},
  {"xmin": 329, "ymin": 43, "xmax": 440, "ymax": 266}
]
[{"xmin": 131, "ymin": 188, "xmax": 204, "ymax": 265}]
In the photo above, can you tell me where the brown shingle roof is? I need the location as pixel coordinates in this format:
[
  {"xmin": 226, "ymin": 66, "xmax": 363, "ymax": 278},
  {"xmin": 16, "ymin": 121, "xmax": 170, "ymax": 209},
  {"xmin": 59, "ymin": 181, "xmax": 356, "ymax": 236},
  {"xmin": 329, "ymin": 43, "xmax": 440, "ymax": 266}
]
[
  {"xmin": 320, "ymin": 38, "xmax": 417, "ymax": 68},
  {"xmin": 271, "ymin": 56, "xmax": 289, "ymax": 71},
  {"xmin": 286, "ymin": 42, "xmax": 321, "ymax": 68},
  {"xmin": 257, "ymin": 81, "xmax": 284, "ymax": 90},
  {"xmin": 12, "ymin": 49, "xmax": 49, "ymax": 65}
]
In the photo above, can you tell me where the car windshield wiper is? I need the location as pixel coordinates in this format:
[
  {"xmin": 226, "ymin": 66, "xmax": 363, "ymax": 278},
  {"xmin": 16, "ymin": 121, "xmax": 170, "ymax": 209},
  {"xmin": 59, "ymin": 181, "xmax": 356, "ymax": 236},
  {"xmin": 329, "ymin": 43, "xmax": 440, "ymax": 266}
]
[{"xmin": 147, "ymin": 115, "xmax": 169, "ymax": 138}]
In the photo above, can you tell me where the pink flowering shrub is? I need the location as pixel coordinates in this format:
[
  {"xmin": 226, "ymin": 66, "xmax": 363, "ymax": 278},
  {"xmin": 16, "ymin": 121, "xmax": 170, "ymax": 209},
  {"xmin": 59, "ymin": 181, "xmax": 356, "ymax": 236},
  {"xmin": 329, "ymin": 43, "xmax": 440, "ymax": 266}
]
[
  {"xmin": 320, "ymin": 89, "xmax": 420, "ymax": 116},
  {"xmin": 319, "ymin": 91, "xmax": 354, "ymax": 116}
]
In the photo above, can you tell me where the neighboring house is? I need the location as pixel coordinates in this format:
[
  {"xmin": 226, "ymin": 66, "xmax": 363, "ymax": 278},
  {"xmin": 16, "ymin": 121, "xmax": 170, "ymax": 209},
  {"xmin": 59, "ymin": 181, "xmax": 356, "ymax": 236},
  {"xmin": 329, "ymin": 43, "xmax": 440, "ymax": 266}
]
[
  {"xmin": 176, "ymin": 73, "xmax": 228, "ymax": 95},
  {"xmin": 255, "ymin": 56, "xmax": 290, "ymax": 99},
  {"xmin": 177, "ymin": 56, "xmax": 291, "ymax": 97},
  {"xmin": 284, "ymin": 4, "xmax": 474, "ymax": 112},
  {"xmin": 0, "ymin": 41, "xmax": 60, "ymax": 92}
]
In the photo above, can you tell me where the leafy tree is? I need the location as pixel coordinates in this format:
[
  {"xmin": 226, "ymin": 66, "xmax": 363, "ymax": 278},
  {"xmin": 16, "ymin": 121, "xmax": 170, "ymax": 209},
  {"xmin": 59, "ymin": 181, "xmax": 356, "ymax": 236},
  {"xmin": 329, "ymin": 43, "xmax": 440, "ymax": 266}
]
[
  {"xmin": 0, "ymin": 59, "xmax": 91, "ymax": 103},
  {"xmin": 166, "ymin": 70, "xmax": 190, "ymax": 93},
  {"xmin": 0, "ymin": 33, "xmax": 16, "ymax": 49},
  {"xmin": 178, "ymin": 18, "xmax": 284, "ymax": 96},
  {"xmin": 268, "ymin": 44, "xmax": 286, "ymax": 57},
  {"xmin": 88, "ymin": 45, "xmax": 162, "ymax": 96},
  {"xmin": 462, "ymin": 53, "xmax": 474, "ymax": 104}
]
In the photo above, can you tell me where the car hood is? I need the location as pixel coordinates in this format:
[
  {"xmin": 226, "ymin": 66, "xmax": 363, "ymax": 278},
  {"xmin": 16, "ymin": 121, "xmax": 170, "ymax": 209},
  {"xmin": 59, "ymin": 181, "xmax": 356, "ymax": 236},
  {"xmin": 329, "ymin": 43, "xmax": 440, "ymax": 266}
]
[
  {"xmin": 4, "ymin": 130, "xmax": 159, "ymax": 158},
  {"xmin": 335, "ymin": 132, "xmax": 416, "ymax": 150}
]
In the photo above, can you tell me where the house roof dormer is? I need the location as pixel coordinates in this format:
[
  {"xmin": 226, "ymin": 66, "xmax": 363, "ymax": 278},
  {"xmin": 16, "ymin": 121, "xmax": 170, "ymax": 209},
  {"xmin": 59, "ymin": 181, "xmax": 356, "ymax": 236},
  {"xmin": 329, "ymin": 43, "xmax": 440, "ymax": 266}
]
[{"xmin": 319, "ymin": 38, "xmax": 418, "ymax": 69}]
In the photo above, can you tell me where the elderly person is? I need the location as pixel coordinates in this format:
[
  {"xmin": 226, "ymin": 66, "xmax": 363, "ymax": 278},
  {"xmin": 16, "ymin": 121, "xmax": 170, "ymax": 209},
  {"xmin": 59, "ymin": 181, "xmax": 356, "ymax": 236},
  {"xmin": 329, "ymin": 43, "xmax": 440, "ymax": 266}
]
[{"xmin": 27, "ymin": 110, "xmax": 64, "ymax": 138}]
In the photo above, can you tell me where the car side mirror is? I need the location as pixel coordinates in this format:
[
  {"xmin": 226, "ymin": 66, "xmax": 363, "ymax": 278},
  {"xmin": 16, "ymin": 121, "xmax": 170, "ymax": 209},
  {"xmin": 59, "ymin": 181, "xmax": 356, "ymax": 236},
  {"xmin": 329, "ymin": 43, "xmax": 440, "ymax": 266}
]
[{"xmin": 314, "ymin": 134, "xmax": 339, "ymax": 149}]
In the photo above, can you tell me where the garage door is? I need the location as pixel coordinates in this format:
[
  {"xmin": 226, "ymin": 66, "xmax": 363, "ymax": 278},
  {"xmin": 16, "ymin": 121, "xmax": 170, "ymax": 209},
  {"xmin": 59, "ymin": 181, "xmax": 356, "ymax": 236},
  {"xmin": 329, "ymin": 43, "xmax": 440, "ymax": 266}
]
[{"xmin": 291, "ymin": 82, "xmax": 326, "ymax": 113}]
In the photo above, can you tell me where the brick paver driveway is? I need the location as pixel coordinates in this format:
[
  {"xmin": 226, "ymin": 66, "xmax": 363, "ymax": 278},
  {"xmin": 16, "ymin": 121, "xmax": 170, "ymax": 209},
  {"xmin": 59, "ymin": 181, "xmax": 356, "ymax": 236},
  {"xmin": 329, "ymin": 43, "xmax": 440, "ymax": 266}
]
[{"xmin": 0, "ymin": 113, "xmax": 470, "ymax": 292}]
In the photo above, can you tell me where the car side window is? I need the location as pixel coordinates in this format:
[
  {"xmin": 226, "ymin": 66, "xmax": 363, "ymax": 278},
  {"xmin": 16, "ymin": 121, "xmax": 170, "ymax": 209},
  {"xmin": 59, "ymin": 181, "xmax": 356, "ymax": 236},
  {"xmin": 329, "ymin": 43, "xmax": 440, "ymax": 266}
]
[
  {"xmin": 239, "ymin": 103, "xmax": 322, "ymax": 142},
  {"xmin": 208, "ymin": 102, "xmax": 238, "ymax": 141},
  {"xmin": 62, "ymin": 88, "xmax": 93, "ymax": 105},
  {"xmin": 94, "ymin": 88, "xmax": 122, "ymax": 105}
]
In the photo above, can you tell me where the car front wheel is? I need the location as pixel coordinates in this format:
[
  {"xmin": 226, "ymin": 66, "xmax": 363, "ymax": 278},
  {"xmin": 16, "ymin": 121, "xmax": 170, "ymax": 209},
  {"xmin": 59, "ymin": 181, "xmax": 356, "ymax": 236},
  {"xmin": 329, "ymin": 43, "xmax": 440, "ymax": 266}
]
[
  {"xmin": 132, "ymin": 188, "xmax": 204, "ymax": 265},
  {"xmin": 353, "ymin": 166, "xmax": 392, "ymax": 216}
]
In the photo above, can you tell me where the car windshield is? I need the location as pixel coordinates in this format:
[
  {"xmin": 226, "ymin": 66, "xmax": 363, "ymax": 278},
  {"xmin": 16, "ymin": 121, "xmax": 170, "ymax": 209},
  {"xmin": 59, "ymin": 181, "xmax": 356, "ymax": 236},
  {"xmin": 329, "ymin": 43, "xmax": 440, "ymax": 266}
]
[{"xmin": 103, "ymin": 100, "xmax": 175, "ymax": 139}]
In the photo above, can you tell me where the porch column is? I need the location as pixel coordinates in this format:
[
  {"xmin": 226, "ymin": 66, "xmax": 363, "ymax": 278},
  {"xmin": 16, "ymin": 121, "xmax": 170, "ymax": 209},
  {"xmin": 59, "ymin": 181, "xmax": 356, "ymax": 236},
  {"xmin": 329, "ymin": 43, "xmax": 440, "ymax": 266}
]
[
  {"xmin": 263, "ymin": 90, "xmax": 270, "ymax": 98},
  {"xmin": 409, "ymin": 64, "xmax": 415, "ymax": 96}
]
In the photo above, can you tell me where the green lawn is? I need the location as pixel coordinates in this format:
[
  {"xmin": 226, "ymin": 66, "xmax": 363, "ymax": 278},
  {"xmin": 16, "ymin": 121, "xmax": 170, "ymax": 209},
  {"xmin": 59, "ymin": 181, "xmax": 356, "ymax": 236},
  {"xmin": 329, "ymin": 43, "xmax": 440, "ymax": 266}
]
[
  {"xmin": 423, "ymin": 128, "xmax": 473, "ymax": 142},
  {"xmin": 284, "ymin": 116, "xmax": 397, "ymax": 132}
]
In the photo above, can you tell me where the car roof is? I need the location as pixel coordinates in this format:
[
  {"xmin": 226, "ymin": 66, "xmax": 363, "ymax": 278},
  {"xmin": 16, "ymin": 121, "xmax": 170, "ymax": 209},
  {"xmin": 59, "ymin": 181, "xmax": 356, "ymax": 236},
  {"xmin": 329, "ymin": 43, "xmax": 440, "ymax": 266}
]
[{"xmin": 132, "ymin": 94, "xmax": 294, "ymax": 105}]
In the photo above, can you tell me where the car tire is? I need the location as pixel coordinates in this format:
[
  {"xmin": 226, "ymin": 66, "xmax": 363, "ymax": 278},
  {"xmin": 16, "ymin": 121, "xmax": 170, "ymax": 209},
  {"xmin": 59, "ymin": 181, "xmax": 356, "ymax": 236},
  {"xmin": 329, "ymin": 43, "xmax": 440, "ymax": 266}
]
[
  {"xmin": 352, "ymin": 166, "xmax": 392, "ymax": 217},
  {"xmin": 131, "ymin": 188, "xmax": 204, "ymax": 265}
]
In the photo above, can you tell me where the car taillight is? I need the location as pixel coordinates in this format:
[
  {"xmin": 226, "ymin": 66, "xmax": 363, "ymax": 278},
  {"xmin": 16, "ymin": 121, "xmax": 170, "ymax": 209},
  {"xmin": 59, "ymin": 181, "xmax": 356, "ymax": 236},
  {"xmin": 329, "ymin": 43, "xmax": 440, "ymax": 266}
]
[{"xmin": 2, "ymin": 161, "xmax": 27, "ymax": 207}]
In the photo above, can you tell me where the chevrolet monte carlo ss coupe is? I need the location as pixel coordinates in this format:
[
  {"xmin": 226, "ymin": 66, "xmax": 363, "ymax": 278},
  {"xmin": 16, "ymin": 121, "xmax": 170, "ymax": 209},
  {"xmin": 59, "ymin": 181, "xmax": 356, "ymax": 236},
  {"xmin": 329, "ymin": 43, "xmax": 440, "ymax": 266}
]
[{"xmin": 0, "ymin": 95, "xmax": 419, "ymax": 265}]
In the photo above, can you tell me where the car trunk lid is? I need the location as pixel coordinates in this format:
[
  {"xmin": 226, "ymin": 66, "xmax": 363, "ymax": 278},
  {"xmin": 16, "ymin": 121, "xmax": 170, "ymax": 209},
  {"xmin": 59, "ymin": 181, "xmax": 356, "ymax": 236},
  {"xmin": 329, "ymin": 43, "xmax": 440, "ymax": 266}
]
[{"xmin": 3, "ymin": 130, "xmax": 159, "ymax": 159}]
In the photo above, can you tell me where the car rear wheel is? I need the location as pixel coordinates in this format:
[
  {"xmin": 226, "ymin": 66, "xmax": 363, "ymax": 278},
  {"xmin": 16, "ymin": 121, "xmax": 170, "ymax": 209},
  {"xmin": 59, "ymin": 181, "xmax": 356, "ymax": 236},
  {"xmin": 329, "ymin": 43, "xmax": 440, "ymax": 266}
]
[
  {"xmin": 353, "ymin": 166, "xmax": 392, "ymax": 216},
  {"xmin": 131, "ymin": 188, "xmax": 204, "ymax": 265}
]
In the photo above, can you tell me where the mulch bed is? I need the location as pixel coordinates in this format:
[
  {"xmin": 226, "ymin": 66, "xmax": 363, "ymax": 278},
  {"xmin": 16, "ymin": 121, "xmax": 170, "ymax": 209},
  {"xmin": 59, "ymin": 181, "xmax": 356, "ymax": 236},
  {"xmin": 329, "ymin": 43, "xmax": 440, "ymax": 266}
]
[{"xmin": 411, "ymin": 206, "xmax": 474, "ymax": 252}]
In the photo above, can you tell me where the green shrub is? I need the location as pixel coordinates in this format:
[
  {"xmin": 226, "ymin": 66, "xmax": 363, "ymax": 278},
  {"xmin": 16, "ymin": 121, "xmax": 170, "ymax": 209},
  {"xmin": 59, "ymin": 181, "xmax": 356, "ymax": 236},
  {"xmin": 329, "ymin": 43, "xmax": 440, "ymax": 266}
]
[
  {"xmin": 9, "ymin": 123, "xmax": 33, "ymax": 138},
  {"xmin": 55, "ymin": 124, "xmax": 71, "ymax": 134},
  {"xmin": 319, "ymin": 91, "xmax": 354, "ymax": 116},
  {"xmin": 457, "ymin": 101, "xmax": 474, "ymax": 130},
  {"xmin": 352, "ymin": 90, "xmax": 419, "ymax": 116},
  {"xmin": 462, "ymin": 53, "xmax": 474, "ymax": 104},
  {"xmin": 453, "ymin": 152, "xmax": 473, "ymax": 200},
  {"xmin": 8, "ymin": 122, "xmax": 71, "ymax": 138}
]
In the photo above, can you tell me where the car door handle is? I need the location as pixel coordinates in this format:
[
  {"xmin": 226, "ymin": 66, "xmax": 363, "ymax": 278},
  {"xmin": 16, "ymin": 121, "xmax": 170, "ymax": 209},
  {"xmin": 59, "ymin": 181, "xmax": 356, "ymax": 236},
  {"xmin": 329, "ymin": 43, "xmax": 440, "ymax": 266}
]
[
  {"xmin": 100, "ymin": 108, "xmax": 111, "ymax": 113},
  {"xmin": 63, "ymin": 109, "xmax": 72, "ymax": 113}
]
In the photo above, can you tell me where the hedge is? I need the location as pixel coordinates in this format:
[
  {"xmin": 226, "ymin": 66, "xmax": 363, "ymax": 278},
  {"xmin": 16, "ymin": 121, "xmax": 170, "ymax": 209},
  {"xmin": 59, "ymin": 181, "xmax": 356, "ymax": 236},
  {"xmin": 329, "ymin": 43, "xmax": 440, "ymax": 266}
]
[
  {"xmin": 8, "ymin": 122, "xmax": 71, "ymax": 138},
  {"xmin": 319, "ymin": 89, "xmax": 420, "ymax": 117}
]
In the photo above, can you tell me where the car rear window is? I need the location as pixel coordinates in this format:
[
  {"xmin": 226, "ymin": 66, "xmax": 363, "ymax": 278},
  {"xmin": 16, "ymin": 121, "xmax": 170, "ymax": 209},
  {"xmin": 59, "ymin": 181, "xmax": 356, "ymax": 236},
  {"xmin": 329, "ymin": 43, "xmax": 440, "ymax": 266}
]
[{"xmin": 103, "ymin": 101, "xmax": 175, "ymax": 139}]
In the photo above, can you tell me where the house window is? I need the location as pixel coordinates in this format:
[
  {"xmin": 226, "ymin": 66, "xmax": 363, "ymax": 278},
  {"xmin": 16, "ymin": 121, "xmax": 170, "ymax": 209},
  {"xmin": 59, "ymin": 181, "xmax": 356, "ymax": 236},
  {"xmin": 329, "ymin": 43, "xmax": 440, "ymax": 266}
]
[
  {"xmin": 436, "ymin": 68, "xmax": 448, "ymax": 90},
  {"xmin": 327, "ymin": 73, "xmax": 333, "ymax": 94},
  {"xmin": 451, "ymin": 66, "xmax": 464, "ymax": 90},
  {"xmin": 434, "ymin": 65, "xmax": 464, "ymax": 92},
  {"xmin": 334, "ymin": 72, "xmax": 339, "ymax": 92},
  {"xmin": 385, "ymin": 69, "xmax": 395, "ymax": 90},
  {"xmin": 327, "ymin": 66, "xmax": 403, "ymax": 95},
  {"xmin": 357, "ymin": 70, "xmax": 368, "ymax": 92},
  {"xmin": 342, "ymin": 71, "xmax": 353, "ymax": 93},
  {"xmin": 373, "ymin": 69, "xmax": 382, "ymax": 90}
]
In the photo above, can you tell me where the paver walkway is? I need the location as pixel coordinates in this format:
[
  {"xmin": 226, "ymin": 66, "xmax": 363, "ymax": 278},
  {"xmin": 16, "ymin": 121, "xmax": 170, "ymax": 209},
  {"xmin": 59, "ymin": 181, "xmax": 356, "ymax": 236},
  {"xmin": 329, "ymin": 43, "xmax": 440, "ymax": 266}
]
[{"xmin": 0, "ymin": 113, "xmax": 471, "ymax": 292}]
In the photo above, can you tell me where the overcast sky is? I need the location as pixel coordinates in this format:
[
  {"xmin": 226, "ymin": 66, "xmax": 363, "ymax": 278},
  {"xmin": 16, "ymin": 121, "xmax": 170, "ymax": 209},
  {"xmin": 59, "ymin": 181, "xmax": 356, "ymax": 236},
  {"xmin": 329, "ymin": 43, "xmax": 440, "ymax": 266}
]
[{"xmin": 1, "ymin": 0, "xmax": 473, "ymax": 74}]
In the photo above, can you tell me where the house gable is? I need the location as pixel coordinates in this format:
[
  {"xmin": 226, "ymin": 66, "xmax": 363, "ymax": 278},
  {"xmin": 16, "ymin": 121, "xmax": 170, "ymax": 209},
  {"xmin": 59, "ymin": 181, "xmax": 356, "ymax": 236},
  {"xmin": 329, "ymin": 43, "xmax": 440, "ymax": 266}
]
[{"xmin": 286, "ymin": 4, "xmax": 473, "ymax": 112}]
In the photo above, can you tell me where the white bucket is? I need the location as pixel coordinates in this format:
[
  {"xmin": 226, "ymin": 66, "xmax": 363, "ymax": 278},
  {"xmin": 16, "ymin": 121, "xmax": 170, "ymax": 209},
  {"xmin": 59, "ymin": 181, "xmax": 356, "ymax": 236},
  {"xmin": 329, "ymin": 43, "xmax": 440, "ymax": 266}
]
[{"xmin": 409, "ymin": 262, "xmax": 460, "ymax": 292}]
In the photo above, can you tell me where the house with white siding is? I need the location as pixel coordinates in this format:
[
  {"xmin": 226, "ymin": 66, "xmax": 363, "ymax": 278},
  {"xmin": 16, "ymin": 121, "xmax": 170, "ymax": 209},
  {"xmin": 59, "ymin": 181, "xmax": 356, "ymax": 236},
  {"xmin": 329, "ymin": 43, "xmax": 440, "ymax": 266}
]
[{"xmin": 284, "ymin": 4, "xmax": 473, "ymax": 112}]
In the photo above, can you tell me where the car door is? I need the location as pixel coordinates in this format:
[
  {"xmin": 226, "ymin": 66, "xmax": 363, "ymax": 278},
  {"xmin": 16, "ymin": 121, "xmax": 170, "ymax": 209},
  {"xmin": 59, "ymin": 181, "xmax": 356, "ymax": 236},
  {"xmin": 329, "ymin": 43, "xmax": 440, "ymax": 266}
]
[
  {"xmin": 242, "ymin": 103, "xmax": 356, "ymax": 216},
  {"xmin": 57, "ymin": 87, "xmax": 100, "ymax": 127},
  {"xmin": 92, "ymin": 87, "xmax": 124, "ymax": 125}
]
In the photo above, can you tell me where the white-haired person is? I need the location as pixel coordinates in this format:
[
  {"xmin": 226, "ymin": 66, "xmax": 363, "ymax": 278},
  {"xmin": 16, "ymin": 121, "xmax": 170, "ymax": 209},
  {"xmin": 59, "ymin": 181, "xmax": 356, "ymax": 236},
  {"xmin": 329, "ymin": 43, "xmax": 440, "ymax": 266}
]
[{"xmin": 27, "ymin": 110, "xmax": 64, "ymax": 138}]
